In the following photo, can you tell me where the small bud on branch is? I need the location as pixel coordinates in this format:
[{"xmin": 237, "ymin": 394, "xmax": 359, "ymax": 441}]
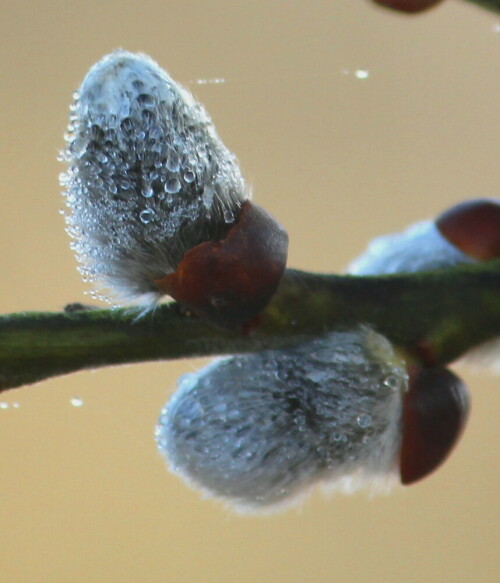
[
  {"xmin": 369, "ymin": 0, "xmax": 500, "ymax": 15},
  {"xmin": 61, "ymin": 51, "xmax": 288, "ymax": 328},
  {"xmin": 157, "ymin": 327, "xmax": 407, "ymax": 511},
  {"xmin": 371, "ymin": 0, "xmax": 445, "ymax": 12},
  {"xmin": 348, "ymin": 199, "xmax": 500, "ymax": 276}
]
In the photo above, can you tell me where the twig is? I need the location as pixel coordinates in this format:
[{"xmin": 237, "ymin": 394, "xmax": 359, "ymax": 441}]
[
  {"xmin": 464, "ymin": 0, "xmax": 500, "ymax": 14},
  {"xmin": 0, "ymin": 261, "xmax": 499, "ymax": 392}
]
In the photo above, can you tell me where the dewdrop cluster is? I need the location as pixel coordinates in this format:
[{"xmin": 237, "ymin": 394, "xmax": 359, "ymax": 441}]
[
  {"xmin": 61, "ymin": 51, "xmax": 247, "ymax": 305},
  {"xmin": 156, "ymin": 327, "xmax": 408, "ymax": 511}
]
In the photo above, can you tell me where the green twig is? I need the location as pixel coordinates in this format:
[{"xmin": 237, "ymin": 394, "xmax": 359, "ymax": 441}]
[
  {"xmin": 464, "ymin": 0, "xmax": 500, "ymax": 14},
  {"xmin": 0, "ymin": 261, "xmax": 499, "ymax": 392}
]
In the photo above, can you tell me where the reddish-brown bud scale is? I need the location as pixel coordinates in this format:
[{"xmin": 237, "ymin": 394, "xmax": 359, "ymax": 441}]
[
  {"xmin": 436, "ymin": 199, "xmax": 500, "ymax": 261},
  {"xmin": 154, "ymin": 200, "xmax": 289, "ymax": 329},
  {"xmin": 372, "ymin": 0, "xmax": 445, "ymax": 12},
  {"xmin": 400, "ymin": 367, "xmax": 470, "ymax": 485}
]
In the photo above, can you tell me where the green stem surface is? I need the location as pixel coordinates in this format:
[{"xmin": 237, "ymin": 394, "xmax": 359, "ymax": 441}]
[{"xmin": 0, "ymin": 262, "xmax": 499, "ymax": 392}]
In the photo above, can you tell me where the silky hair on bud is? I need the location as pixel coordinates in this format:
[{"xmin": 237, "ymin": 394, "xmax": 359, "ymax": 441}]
[
  {"xmin": 156, "ymin": 327, "xmax": 408, "ymax": 513},
  {"xmin": 347, "ymin": 220, "xmax": 474, "ymax": 276},
  {"xmin": 61, "ymin": 50, "xmax": 247, "ymax": 308}
]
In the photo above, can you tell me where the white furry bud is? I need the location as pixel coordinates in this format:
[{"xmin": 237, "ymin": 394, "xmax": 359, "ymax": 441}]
[
  {"xmin": 61, "ymin": 51, "xmax": 247, "ymax": 306},
  {"xmin": 156, "ymin": 327, "xmax": 408, "ymax": 512},
  {"xmin": 347, "ymin": 200, "xmax": 500, "ymax": 368},
  {"xmin": 347, "ymin": 220, "xmax": 474, "ymax": 276}
]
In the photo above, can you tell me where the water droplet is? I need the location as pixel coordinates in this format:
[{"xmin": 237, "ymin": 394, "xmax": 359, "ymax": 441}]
[
  {"xmin": 333, "ymin": 433, "xmax": 343, "ymax": 441},
  {"xmin": 355, "ymin": 69, "xmax": 369, "ymax": 79},
  {"xmin": 137, "ymin": 93, "xmax": 154, "ymax": 106},
  {"xmin": 95, "ymin": 152, "xmax": 108, "ymax": 164},
  {"xmin": 191, "ymin": 77, "xmax": 226, "ymax": 85},
  {"xmin": 70, "ymin": 398, "xmax": 84, "ymax": 407},
  {"xmin": 357, "ymin": 414, "xmax": 372, "ymax": 428},
  {"xmin": 143, "ymin": 185, "xmax": 154, "ymax": 198},
  {"xmin": 383, "ymin": 374, "xmax": 401, "ymax": 390},
  {"xmin": 183, "ymin": 170, "xmax": 195, "ymax": 183},
  {"xmin": 223, "ymin": 208, "xmax": 234, "ymax": 223},
  {"xmin": 139, "ymin": 208, "xmax": 155, "ymax": 224},
  {"xmin": 165, "ymin": 177, "xmax": 181, "ymax": 194},
  {"xmin": 166, "ymin": 149, "xmax": 180, "ymax": 172},
  {"xmin": 69, "ymin": 135, "xmax": 89, "ymax": 158},
  {"xmin": 120, "ymin": 117, "xmax": 134, "ymax": 134}
]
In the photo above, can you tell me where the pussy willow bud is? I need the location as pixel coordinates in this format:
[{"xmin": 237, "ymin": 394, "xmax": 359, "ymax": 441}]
[
  {"xmin": 156, "ymin": 327, "xmax": 408, "ymax": 511},
  {"xmin": 347, "ymin": 199, "xmax": 500, "ymax": 276},
  {"xmin": 371, "ymin": 0, "xmax": 445, "ymax": 13},
  {"xmin": 61, "ymin": 51, "xmax": 288, "ymax": 324}
]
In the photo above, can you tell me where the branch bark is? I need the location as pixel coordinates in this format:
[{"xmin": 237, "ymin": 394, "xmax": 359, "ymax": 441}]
[{"xmin": 0, "ymin": 261, "xmax": 499, "ymax": 392}]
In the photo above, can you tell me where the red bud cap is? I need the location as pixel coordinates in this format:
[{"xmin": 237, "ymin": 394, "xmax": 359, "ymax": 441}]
[
  {"xmin": 371, "ymin": 0, "xmax": 445, "ymax": 13},
  {"xmin": 155, "ymin": 200, "xmax": 288, "ymax": 329},
  {"xmin": 436, "ymin": 199, "xmax": 500, "ymax": 261},
  {"xmin": 400, "ymin": 367, "xmax": 470, "ymax": 485}
]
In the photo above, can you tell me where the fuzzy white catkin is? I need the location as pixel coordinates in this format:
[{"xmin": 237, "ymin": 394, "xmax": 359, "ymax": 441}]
[
  {"xmin": 347, "ymin": 220, "xmax": 475, "ymax": 276},
  {"xmin": 156, "ymin": 327, "xmax": 408, "ymax": 512},
  {"xmin": 347, "ymin": 217, "xmax": 500, "ymax": 370},
  {"xmin": 61, "ymin": 51, "xmax": 248, "ymax": 306}
]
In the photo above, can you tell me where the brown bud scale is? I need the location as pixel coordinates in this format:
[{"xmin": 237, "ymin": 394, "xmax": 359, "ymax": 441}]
[
  {"xmin": 372, "ymin": 0, "xmax": 445, "ymax": 13},
  {"xmin": 155, "ymin": 200, "xmax": 289, "ymax": 329},
  {"xmin": 400, "ymin": 367, "xmax": 470, "ymax": 485},
  {"xmin": 436, "ymin": 199, "xmax": 500, "ymax": 261}
]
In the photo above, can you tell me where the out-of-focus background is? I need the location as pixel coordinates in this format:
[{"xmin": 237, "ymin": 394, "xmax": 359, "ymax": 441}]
[{"xmin": 1, "ymin": 1, "xmax": 498, "ymax": 582}]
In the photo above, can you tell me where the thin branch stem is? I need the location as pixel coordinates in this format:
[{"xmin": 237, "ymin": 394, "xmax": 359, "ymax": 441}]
[
  {"xmin": 0, "ymin": 261, "xmax": 499, "ymax": 392},
  {"xmin": 464, "ymin": 0, "xmax": 500, "ymax": 14}
]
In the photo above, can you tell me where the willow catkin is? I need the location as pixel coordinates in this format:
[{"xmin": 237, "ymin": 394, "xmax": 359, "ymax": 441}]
[
  {"xmin": 347, "ymin": 220, "xmax": 474, "ymax": 276},
  {"xmin": 348, "ymin": 199, "xmax": 500, "ymax": 275},
  {"xmin": 61, "ymin": 50, "xmax": 247, "ymax": 307},
  {"xmin": 156, "ymin": 327, "xmax": 408, "ymax": 512},
  {"xmin": 347, "ymin": 199, "xmax": 500, "ymax": 369}
]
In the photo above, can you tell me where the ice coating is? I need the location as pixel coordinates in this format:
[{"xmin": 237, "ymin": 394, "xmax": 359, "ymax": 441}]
[
  {"xmin": 61, "ymin": 51, "xmax": 247, "ymax": 305},
  {"xmin": 156, "ymin": 327, "xmax": 407, "ymax": 512},
  {"xmin": 347, "ymin": 220, "xmax": 475, "ymax": 276}
]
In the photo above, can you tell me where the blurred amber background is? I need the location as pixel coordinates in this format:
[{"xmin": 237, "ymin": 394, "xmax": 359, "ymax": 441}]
[{"xmin": 1, "ymin": 1, "xmax": 499, "ymax": 582}]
